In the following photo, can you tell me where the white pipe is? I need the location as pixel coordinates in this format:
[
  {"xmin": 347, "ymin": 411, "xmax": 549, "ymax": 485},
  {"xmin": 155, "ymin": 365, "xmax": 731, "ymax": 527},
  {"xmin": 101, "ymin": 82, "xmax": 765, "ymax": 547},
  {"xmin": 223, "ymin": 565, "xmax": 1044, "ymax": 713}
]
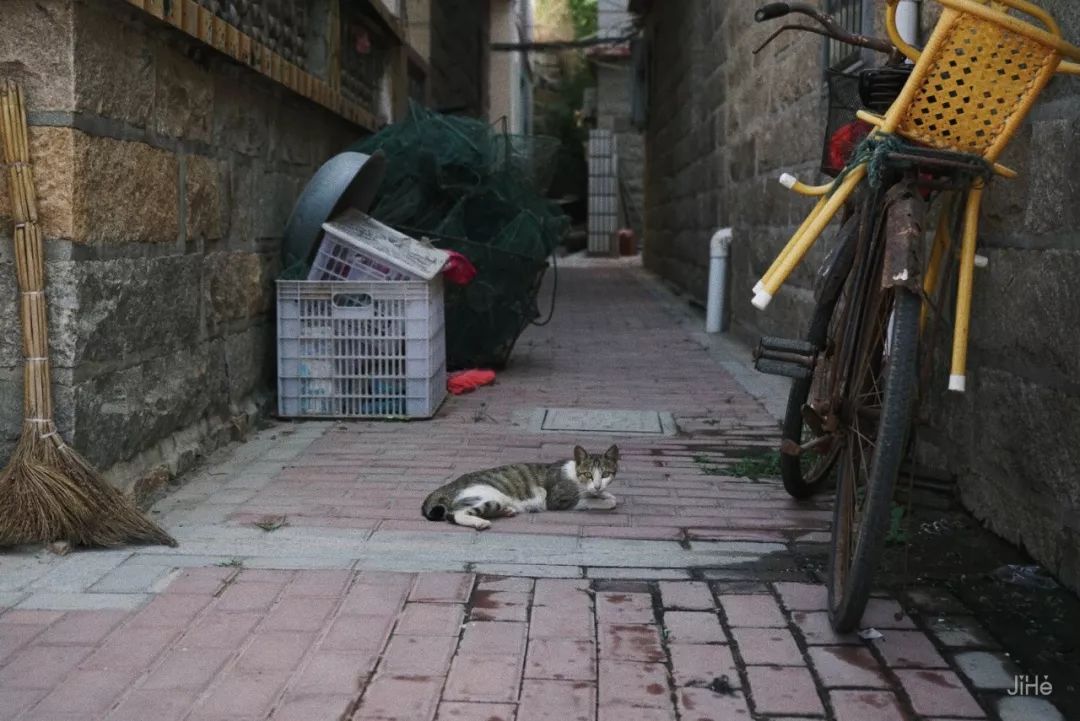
[
  {"xmin": 896, "ymin": 0, "xmax": 920, "ymax": 47},
  {"xmin": 706, "ymin": 228, "xmax": 732, "ymax": 334}
]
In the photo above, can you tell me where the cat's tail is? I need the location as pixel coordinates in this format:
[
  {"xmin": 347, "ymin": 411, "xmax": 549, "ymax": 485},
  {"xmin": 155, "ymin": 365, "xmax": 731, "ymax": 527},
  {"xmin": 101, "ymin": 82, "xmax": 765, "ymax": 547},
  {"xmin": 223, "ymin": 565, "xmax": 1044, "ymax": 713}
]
[{"xmin": 421, "ymin": 490, "xmax": 453, "ymax": 521}]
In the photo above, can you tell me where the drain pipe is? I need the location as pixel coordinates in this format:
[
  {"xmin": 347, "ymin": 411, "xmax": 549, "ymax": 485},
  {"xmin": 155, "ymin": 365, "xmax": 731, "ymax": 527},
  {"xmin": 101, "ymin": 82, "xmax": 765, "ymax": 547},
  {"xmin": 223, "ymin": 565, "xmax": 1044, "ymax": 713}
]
[{"xmin": 706, "ymin": 228, "xmax": 732, "ymax": 334}]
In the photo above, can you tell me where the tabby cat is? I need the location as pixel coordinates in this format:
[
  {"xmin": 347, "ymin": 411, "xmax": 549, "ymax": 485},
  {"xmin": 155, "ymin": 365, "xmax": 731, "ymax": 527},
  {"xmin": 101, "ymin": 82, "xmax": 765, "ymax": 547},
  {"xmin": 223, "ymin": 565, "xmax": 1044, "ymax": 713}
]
[{"xmin": 421, "ymin": 445, "xmax": 620, "ymax": 530}]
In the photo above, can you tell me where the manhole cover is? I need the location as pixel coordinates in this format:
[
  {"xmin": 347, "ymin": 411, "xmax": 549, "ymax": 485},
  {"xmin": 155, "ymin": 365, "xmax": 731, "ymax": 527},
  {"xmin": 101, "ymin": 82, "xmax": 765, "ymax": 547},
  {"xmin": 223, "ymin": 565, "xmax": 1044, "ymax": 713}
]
[{"xmin": 530, "ymin": 408, "xmax": 676, "ymax": 435}]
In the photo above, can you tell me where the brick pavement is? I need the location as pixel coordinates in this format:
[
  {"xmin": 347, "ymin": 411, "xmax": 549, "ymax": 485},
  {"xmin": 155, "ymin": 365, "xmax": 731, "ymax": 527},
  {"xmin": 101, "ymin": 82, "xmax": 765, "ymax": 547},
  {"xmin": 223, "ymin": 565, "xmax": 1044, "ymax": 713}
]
[{"xmin": 0, "ymin": 259, "xmax": 1063, "ymax": 720}]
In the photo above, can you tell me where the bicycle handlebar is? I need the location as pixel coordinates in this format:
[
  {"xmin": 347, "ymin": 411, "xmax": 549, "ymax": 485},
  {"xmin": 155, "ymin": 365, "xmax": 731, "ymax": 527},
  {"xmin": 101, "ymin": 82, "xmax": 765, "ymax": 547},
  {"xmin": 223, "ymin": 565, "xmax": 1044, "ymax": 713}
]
[
  {"xmin": 754, "ymin": 2, "xmax": 897, "ymax": 57},
  {"xmin": 754, "ymin": 3, "xmax": 791, "ymax": 22}
]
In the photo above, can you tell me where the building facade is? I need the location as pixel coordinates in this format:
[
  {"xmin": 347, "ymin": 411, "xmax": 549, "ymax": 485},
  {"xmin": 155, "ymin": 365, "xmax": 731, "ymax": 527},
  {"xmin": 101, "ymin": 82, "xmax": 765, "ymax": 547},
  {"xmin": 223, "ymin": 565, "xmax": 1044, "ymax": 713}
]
[
  {"xmin": 0, "ymin": 0, "xmax": 495, "ymax": 498},
  {"xmin": 633, "ymin": 0, "xmax": 1080, "ymax": 592}
]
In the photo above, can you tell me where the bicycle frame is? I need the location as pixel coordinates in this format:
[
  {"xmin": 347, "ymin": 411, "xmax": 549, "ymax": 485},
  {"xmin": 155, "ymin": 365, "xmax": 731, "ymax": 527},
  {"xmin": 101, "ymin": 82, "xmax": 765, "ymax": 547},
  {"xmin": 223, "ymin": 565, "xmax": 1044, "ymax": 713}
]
[{"xmin": 753, "ymin": 0, "xmax": 1080, "ymax": 393}]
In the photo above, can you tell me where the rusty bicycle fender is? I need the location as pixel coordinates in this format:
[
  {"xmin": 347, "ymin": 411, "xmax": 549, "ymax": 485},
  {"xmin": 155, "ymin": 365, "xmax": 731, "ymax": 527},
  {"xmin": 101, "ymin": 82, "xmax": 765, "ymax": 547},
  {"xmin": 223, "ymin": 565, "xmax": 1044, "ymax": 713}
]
[{"xmin": 880, "ymin": 181, "xmax": 928, "ymax": 292}]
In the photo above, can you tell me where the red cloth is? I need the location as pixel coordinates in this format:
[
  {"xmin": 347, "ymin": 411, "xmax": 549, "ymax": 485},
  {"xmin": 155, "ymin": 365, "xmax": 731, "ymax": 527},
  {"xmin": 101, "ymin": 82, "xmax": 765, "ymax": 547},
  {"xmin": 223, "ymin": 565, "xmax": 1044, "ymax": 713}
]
[
  {"xmin": 442, "ymin": 250, "xmax": 477, "ymax": 285},
  {"xmin": 448, "ymin": 369, "xmax": 496, "ymax": 395}
]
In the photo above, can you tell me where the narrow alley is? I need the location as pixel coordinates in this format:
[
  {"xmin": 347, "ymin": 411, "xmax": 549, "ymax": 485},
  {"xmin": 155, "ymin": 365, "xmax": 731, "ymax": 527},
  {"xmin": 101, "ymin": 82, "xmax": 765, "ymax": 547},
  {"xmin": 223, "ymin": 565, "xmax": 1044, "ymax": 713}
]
[{"xmin": 0, "ymin": 261, "xmax": 1030, "ymax": 721}]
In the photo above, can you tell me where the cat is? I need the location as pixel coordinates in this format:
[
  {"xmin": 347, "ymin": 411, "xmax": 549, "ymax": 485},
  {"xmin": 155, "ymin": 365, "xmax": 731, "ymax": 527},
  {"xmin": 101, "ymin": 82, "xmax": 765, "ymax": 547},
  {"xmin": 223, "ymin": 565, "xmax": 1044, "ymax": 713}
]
[{"xmin": 421, "ymin": 445, "xmax": 620, "ymax": 530}]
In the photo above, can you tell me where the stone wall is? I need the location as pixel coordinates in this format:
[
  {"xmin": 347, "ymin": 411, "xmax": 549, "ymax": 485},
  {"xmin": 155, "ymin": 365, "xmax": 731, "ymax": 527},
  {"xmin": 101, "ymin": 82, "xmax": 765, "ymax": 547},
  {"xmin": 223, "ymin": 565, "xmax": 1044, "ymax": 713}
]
[
  {"xmin": 429, "ymin": 0, "xmax": 490, "ymax": 116},
  {"xmin": 0, "ymin": 0, "xmax": 360, "ymax": 496},
  {"xmin": 640, "ymin": 1, "xmax": 1080, "ymax": 592}
]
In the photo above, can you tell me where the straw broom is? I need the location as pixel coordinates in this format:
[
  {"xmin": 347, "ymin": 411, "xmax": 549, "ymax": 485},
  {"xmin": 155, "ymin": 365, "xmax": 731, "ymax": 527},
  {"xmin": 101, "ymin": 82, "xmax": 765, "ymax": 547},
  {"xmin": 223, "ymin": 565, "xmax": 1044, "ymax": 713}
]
[{"xmin": 0, "ymin": 80, "xmax": 175, "ymax": 548}]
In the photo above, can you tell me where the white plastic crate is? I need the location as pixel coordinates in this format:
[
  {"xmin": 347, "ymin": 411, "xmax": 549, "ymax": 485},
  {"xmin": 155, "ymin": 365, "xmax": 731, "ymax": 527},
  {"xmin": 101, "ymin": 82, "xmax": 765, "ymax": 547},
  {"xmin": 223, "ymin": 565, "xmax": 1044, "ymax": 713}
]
[
  {"xmin": 308, "ymin": 209, "xmax": 449, "ymax": 282},
  {"xmin": 277, "ymin": 277, "xmax": 447, "ymax": 419}
]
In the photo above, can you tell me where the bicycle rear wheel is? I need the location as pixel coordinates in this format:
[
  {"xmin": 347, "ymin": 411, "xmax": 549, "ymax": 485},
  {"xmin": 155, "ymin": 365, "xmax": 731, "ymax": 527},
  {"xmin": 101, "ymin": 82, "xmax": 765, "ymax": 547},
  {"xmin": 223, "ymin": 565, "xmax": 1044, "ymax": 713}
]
[
  {"xmin": 780, "ymin": 217, "xmax": 858, "ymax": 499},
  {"xmin": 828, "ymin": 287, "xmax": 921, "ymax": 632}
]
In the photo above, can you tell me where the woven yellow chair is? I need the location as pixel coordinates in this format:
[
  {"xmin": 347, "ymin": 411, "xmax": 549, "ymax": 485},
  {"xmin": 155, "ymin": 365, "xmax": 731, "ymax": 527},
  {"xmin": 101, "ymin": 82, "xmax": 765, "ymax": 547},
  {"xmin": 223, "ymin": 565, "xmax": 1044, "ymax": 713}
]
[{"xmin": 753, "ymin": 0, "xmax": 1080, "ymax": 392}]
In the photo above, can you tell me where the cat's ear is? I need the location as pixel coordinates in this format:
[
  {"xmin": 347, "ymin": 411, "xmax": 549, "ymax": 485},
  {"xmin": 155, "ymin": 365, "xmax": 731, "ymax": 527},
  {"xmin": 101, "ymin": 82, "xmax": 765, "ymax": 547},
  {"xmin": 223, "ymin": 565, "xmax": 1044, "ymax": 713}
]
[
  {"xmin": 573, "ymin": 446, "xmax": 588, "ymax": 464},
  {"xmin": 604, "ymin": 445, "xmax": 619, "ymax": 462}
]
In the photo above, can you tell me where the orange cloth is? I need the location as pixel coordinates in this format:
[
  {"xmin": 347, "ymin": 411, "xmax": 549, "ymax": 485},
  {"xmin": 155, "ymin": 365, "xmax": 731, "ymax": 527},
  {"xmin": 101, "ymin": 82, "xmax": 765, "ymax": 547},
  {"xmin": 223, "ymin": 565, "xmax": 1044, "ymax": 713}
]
[{"xmin": 447, "ymin": 369, "xmax": 496, "ymax": 395}]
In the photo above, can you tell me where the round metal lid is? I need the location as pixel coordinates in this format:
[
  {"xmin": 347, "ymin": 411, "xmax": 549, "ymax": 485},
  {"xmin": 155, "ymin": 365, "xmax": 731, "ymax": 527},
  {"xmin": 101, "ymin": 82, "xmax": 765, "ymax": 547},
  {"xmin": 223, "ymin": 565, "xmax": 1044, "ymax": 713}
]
[{"xmin": 282, "ymin": 149, "xmax": 388, "ymax": 269}]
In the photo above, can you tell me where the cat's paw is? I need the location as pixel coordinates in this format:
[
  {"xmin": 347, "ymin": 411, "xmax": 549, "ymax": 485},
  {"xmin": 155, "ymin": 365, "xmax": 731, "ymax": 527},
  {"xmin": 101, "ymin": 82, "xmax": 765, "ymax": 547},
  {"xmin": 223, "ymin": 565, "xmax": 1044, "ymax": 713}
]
[
  {"xmin": 596, "ymin": 496, "xmax": 618, "ymax": 511},
  {"xmin": 503, "ymin": 507, "xmax": 519, "ymax": 518},
  {"xmin": 474, "ymin": 518, "xmax": 492, "ymax": 530}
]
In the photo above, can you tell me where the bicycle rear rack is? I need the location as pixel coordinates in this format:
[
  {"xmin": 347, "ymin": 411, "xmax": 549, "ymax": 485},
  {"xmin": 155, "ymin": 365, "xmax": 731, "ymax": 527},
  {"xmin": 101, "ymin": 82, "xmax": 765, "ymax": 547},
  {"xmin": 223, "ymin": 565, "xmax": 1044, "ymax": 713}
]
[{"xmin": 753, "ymin": 336, "xmax": 817, "ymax": 380}]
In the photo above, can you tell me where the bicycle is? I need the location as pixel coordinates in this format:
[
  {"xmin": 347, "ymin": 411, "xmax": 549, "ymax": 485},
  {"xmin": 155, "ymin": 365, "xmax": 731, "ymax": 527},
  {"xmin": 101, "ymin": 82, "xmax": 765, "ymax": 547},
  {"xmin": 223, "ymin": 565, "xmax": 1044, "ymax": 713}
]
[{"xmin": 749, "ymin": 0, "xmax": 1080, "ymax": 631}]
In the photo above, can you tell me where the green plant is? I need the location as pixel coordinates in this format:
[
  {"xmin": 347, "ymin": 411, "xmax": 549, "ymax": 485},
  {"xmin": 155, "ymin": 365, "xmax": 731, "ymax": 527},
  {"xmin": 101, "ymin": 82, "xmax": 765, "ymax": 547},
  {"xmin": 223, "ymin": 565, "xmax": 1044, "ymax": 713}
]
[
  {"xmin": 885, "ymin": 504, "xmax": 909, "ymax": 545},
  {"xmin": 731, "ymin": 452, "xmax": 784, "ymax": 479},
  {"xmin": 216, "ymin": 558, "xmax": 244, "ymax": 568}
]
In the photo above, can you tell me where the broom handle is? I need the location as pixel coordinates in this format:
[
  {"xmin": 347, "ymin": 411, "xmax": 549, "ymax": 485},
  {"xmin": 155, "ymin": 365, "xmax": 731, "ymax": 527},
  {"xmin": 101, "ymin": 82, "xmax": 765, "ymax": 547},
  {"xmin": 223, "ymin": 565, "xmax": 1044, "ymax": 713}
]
[{"xmin": 1, "ymin": 81, "xmax": 54, "ymax": 423}]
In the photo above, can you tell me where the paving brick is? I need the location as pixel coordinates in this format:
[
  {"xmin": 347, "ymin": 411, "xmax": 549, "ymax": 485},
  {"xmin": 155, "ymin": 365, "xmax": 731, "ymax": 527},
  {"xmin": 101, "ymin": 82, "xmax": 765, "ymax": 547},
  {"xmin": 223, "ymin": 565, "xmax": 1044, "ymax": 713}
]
[
  {"xmin": 127, "ymin": 593, "xmax": 211, "ymax": 629},
  {"xmin": 262, "ymin": 596, "xmax": 337, "ymax": 631},
  {"xmin": 599, "ymin": 623, "xmax": 665, "ymax": 663},
  {"xmin": 214, "ymin": 581, "xmax": 283, "ymax": 613},
  {"xmin": 0, "ymin": 623, "xmax": 46, "ymax": 664},
  {"xmin": 29, "ymin": 668, "xmax": 137, "ymax": 715},
  {"xmin": 444, "ymin": 655, "xmax": 524, "ymax": 703},
  {"xmin": 0, "ymin": 610, "xmax": 64, "ymax": 625},
  {"xmin": 195, "ymin": 671, "xmax": 289, "ymax": 718},
  {"xmin": 180, "ymin": 611, "xmax": 261, "ymax": 649},
  {"xmin": 659, "ymin": 582, "xmax": 714, "ymax": 610},
  {"xmin": 718, "ymin": 594, "xmax": 786, "ymax": 627},
  {"xmin": 273, "ymin": 693, "xmax": 354, "ymax": 721},
  {"xmin": 830, "ymin": 690, "xmax": 907, "ymax": 721},
  {"xmin": 142, "ymin": 646, "xmax": 234, "ymax": 690},
  {"xmin": 37, "ymin": 610, "xmax": 129, "ymax": 646},
  {"xmin": 533, "ymin": 579, "xmax": 591, "ymax": 606},
  {"xmin": 807, "ymin": 645, "xmax": 889, "ymax": 688},
  {"xmin": 745, "ymin": 666, "xmax": 824, "ymax": 716},
  {"xmin": 525, "ymin": 638, "xmax": 596, "ymax": 680},
  {"xmin": 282, "ymin": 569, "xmax": 354, "ymax": 597},
  {"xmin": 895, "ymin": 669, "xmax": 985, "ymax": 718},
  {"xmin": 458, "ymin": 621, "xmax": 528, "ymax": 657},
  {"xmin": 529, "ymin": 606, "xmax": 594, "ymax": 639},
  {"xmin": 409, "ymin": 572, "xmax": 474, "ymax": 603},
  {"xmin": 773, "ymin": 582, "xmax": 829, "ymax": 611},
  {"xmin": 234, "ymin": 631, "xmax": 316, "ymax": 672},
  {"xmin": 598, "ymin": 660, "xmax": 671, "ymax": 709},
  {"xmin": 437, "ymin": 701, "xmax": 518, "ymax": 721},
  {"xmin": 926, "ymin": 616, "xmax": 999, "ymax": 649},
  {"xmin": 859, "ymin": 598, "xmax": 916, "ymax": 629},
  {"xmin": 0, "ymin": 688, "xmax": 44, "ymax": 721},
  {"xmin": 872, "ymin": 630, "xmax": 949, "ymax": 668},
  {"xmin": 669, "ymin": 643, "xmax": 740, "ymax": 688},
  {"xmin": 477, "ymin": 576, "xmax": 535, "ymax": 593},
  {"xmin": 662, "ymin": 611, "xmax": 726, "ymax": 644},
  {"xmin": 597, "ymin": 709, "xmax": 676, "ymax": 721},
  {"xmin": 731, "ymin": 626, "xmax": 803, "ymax": 665},
  {"xmin": 381, "ymin": 633, "xmax": 458, "ymax": 675},
  {"xmin": 676, "ymin": 688, "xmax": 753, "ymax": 721},
  {"xmin": 291, "ymin": 650, "xmax": 375, "ymax": 695},
  {"xmin": 596, "ymin": 592, "xmax": 656, "ymax": 624},
  {"xmin": 791, "ymin": 611, "xmax": 861, "ymax": 645},
  {"xmin": 518, "ymin": 678, "xmax": 596, "ymax": 721},
  {"xmin": 339, "ymin": 583, "xmax": 410, "ymax": 616},
  {"xmin": 0, "ymin": 643, "xmax": 91, "ymax": 687},
  {"xmin": 323, "ymin": 613, "xmax": 399, "ymax": 655},
  {"xmin": 397, "ymin": 603, "xmax": 465, "ymax": 636},
  {"xmin": 997, "ymin": 696, "xmax": 1064, "ymax": 721},
  {"xmin": 105, "ymin": 688, "xmax": 202, "ymax": 721},
  {"xmin": 953, "ymin": 650, "xmax": 1019, "ymax": 690},
  {"xmin": 163, "ymin": 567, "xmax": 236, "ymax": 595},
  {"xmin": 81, "ymin": 625, "xmax": 180, "ymax": 671},
  {"xmin": 469, "ymin": 591, "xmax": 530, "ymax": 622}
]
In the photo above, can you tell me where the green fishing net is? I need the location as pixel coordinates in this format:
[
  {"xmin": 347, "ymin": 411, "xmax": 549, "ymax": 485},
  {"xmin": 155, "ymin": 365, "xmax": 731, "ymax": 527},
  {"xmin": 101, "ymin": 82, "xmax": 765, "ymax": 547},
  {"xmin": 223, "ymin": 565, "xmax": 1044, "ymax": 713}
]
[{"xmin": 349, "ymin": 103, "xmax": 567, "ymax": 370}]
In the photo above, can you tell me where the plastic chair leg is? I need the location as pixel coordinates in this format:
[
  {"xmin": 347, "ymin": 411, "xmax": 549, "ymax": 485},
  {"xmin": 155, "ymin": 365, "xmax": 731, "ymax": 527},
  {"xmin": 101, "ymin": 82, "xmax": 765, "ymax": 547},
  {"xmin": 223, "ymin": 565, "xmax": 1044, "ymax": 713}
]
[
  {"xmin": 948, "ymin": 186, "xmax": 985, "ymax": 393},
  {"xmin": 753, "ymin": 165, "xmax": 867, "ymax": 310}
]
